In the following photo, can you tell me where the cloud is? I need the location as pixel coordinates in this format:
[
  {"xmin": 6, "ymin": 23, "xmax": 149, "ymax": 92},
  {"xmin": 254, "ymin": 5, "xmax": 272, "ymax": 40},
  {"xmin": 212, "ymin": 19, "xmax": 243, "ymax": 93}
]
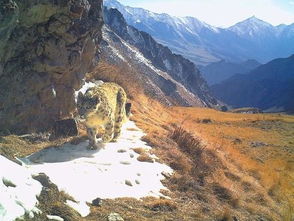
[
  {"xmin": 290, "ymin": 1, "xmax": 294, "ymax": 5},
  {"xmin": 120, "ymin": 0, "xmax": 294, "ymax": 27}
]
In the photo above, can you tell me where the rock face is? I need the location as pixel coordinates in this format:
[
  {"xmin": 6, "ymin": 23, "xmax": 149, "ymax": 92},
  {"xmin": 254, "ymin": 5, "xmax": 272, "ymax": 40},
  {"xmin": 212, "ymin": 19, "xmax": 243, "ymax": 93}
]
[
  {"xmin": 0, "ymin": 0, "xmax": 103, "ymax": 134},
  {"xmin": 103, "ymin": 8, "xmax": 218, "ymax": 107}
]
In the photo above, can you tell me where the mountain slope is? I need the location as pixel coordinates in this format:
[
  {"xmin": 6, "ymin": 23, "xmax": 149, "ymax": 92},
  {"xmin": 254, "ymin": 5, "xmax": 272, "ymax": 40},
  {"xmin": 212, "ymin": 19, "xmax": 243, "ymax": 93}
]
[
  {"xmin": 101, "ymin": 7, "xmax": 218, "ymax": 107},
  {"xmin": 104, "ymin": 0, "xmax": 294, "ymax": 66},
  {"xmin": 211, "ymin": 55, "xmax": 294, "ymax": 112},
  {"xmin": 201, "ymin": 59, "xmax": 261, "ymax": 85}
]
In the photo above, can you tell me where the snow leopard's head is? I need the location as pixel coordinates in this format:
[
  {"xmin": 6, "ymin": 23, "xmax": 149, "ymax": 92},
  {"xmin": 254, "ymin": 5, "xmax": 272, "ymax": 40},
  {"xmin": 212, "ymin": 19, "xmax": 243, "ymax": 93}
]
[{"xmin": 77, "ymin": 88, "xmax": 100, "ymax": 119}]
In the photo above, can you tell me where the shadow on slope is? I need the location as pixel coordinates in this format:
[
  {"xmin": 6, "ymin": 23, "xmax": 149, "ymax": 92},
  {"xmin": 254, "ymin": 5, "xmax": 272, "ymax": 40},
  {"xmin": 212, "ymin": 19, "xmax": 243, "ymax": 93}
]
[{"xmin": 23, "ymin": 141, "xmax": 99, "ymax": 164}]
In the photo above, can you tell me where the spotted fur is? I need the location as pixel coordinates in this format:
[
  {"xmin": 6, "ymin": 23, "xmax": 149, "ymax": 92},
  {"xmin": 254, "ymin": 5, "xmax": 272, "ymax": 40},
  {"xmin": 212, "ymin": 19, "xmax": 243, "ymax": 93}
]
[{"xmin": 77, "ymin": 83, "xmax": 127, "ymax": 149}]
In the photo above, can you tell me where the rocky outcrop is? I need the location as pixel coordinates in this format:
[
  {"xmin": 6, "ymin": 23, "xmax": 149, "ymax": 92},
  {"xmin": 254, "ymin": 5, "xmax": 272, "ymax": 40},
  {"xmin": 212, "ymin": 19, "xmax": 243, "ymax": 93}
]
[
  {"xmin": 103, "ymin": 8, "xmax": 218, "ymax": 107},
  {"xmin": 0, "ymin": 0, "xmax": 103, "ymax": 134}
]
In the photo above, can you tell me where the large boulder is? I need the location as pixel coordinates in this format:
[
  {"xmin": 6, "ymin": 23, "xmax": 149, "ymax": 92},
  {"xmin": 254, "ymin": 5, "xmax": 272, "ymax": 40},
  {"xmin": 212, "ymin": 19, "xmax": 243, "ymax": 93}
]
[{"xmin": 0, "ymin": 0, "xmax": 103, "ymax": 134}]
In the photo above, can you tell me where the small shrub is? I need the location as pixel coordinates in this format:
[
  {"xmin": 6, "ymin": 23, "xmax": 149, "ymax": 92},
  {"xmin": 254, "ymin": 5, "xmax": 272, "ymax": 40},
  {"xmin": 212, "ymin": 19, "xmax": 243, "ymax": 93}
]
[
  {"xmin": 167, "ymin": 148, "xmax": 192, "ymax": 172},
  {"xmin": 221, "ymin": 106, "xmax": 228, "ymax": 112},
  {"xmin": 169, "ymin": 173, "xmax": 201, "ymax": 195},
  {"xmin": 241, "ymin": 181, "xmax": 253, "ymax": 192},
  {"xmin": 132, "ymin": 147, "xmax": 146, "ymax": 154},
  {"xmin": 248, "ymin": 169, "xmax": 261, "ymax": 180},
  {"xmin": 217, "ymin": 208, "xmax": 235, "ymax": 221},
  {"xmin": 252, "ymin": 193, "xmax": 267, "ymax": 205},
  {"xmin": 137, "ymin": 153, "xmax": 154, "ymax": 163},
  {"xmin": 169, "ymin": 126, "xmax": 203, "ymax": 157},
  {"xmin": 212, "ymin": 183, "xmax": 234, "ymax": 204},
  {"xmin": 267, "ymin": 184, "xmax": 279, "ymax": 199},
  {"xmin": 201, "ymin": 118, "xmax": 212, "ymax": 124},
  {"xmin": 145, "ymin": 199, "xmax": 177, "ymax": 212},
  {"xmin": 224, "ymin": 172, "xmax": 241, "ymax": 182}
]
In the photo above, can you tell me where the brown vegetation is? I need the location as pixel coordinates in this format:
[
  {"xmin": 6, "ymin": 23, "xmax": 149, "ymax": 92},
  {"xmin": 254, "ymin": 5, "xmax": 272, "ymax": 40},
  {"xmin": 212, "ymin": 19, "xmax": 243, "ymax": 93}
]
[
  {"xmin": 4, "ymin": 60, "xmax": 294, "ymax": 220},
  {"xmin": 129, "ymin": 91, "xmax": 294, "ymax": 220},
  {"xmin": 86, "ymin": 61, "xmax": 145, "ymax": 100},
  {"xmin": 137, "ymin": 154, "xmax": 154, "ymax": 163}
]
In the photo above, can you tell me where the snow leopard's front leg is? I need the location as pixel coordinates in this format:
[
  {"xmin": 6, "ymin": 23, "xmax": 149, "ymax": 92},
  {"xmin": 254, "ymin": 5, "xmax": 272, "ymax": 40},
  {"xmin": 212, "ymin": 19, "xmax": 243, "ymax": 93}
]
[
  {"xmin": 87, "ymin": 127, "xmax": 99, "ymax": 150},
  {"xmin": 102, "ymin": 120, "xmax": 114, "ymax": 143}
]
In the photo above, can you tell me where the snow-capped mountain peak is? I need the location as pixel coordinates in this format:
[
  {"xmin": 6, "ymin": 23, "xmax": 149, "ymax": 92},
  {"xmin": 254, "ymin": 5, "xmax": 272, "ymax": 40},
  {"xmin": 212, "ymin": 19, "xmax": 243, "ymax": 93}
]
[
  {"xmin": 104, "ymin": 0, "xmax": 217, "ymax": 32},
  {"xmin": 104, "ymin": 0, "xmax": 294, "ymax": 65},
  {"xmin": 229, "ymin": 16, "xmax": 274, "ymax": 37}
]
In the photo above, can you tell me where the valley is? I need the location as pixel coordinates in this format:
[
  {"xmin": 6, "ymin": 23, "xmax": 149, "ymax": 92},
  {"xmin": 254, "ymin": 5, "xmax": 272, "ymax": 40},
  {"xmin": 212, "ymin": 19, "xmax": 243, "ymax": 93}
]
[{"xmin": 105, "ymin": 0, "xmax": 294, "ymax": 66}]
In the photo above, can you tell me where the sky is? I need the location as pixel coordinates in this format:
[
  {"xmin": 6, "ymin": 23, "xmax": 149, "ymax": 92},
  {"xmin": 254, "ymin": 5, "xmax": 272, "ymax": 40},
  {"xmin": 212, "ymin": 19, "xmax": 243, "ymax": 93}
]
[{"xmin": 117, "ymin": 0, "xmax": 294, "ymax": 27}]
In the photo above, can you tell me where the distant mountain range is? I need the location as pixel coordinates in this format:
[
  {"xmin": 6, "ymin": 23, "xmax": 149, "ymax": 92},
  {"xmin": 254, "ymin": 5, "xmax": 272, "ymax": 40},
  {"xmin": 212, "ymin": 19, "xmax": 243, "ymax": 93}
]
[
  {"xmin": 104, "ymin": 0, "xmax": 294, "ymax": 66},
  {"xmin": 200, "ymin": 59, "xmax": 261, "ymax": 85},
  {"xmin": 211, "ymin": 55, "xmax": 294, "ymax": 113},
  {"xmin": 102, "ymin": 7, "xmax": 218, "ymax": 108}
]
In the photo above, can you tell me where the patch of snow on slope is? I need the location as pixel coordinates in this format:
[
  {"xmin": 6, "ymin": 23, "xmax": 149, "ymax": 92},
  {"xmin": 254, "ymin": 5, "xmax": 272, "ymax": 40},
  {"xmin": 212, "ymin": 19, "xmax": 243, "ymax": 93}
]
[
  {"xmin": 0, "ymin": 155, "xmax": 42, "ymax": 221},
  {"xmin": 163, "ymin": 59, "xmax": 172, "ymax": 71},
  {"xmin": 110, "ymin": 45, "xmax": 126, "ymax": 62},
  {"xmin": 121, "ymin": 41, "xmax": 159, "ymax": 73},
  {"xmin": 21, "ymin": 121, "xmax": 173, "ymax": 217}
]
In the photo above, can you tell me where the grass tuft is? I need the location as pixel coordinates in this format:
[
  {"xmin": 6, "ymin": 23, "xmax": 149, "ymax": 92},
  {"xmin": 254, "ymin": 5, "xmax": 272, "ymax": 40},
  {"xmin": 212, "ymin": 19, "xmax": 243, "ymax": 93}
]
[
  {"xmin": 145, "ymin": 199, "xmax": 177, "ymax": 212},
  {"xmin": 137, "ymin": 153, "xmax": 154, "ymax": 163},
  {"xmin": 169, "ymin": 126, "xmax": 203, "ymax": 157}
]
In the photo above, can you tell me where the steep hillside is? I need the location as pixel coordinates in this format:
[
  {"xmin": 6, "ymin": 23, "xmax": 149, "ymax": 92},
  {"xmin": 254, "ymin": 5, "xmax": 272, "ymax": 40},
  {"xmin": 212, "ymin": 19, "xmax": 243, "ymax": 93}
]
[
  {"xmin": 1, "ymin": 92, "xmax": 293, "ymax": 221},
  {"xmin": 101, "ymin": 7, "xmax": 218, "ymax": 108},
  {"xmin": 0, "ymin": 0, "xmax": 103, "ymax": 134},
  {"xmin": 211, "ymin": 55, "xmax": 294, "ymax": 112},
  {"xmin": 201, "ymin": 59, "xmax": 261, "ymax": 85},
  {"xmin": 104, "ymin": 0, "xmax": 294, "ymax": 66}
]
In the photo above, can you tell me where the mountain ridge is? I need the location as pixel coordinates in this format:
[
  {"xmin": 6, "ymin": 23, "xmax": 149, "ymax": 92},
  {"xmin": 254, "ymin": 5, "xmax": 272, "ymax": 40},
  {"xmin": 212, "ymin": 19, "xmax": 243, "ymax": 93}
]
[
  {"xmin": 201, "ymin": 59, "xmax": 261, "ymax": 85},
  {"xmin": 101, "ymin": 7, "xmax": 218, "ymax": 107},
  {"xmin": 211, "ymin": 54, "xmax": 294, "ymax": 112},
  {"xmin": 104, "ymin": 0, "xmax": 294, "ymax": 66}
]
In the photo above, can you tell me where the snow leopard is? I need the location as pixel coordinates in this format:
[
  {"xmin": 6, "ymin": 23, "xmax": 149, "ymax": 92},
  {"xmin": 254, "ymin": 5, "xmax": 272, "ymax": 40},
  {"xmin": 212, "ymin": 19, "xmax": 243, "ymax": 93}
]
[{"xmin": 77, "ymin": 82, "xmax": 127, "ymax": 149}]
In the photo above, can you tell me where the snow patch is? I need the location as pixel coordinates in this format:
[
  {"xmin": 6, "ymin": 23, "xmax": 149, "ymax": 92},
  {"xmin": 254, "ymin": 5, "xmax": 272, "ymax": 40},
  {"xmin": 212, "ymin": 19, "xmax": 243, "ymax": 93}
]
[
  {"xmin": 21, "ymin": 121, "xmax": 173, "ymax": 217},
  {"xmin": 163, "ymin": 59, "xmax": 172, "ymax": 71},
  {"xmin": 66, "ymin": 200, "xmax": 89, "ymax": 218},
  {"xmin": 47, "ymin": 215, "xmax": 64, "ymax": 221},
  {"xmin": 109, "ymin": 45, "xmax": 126, "ymax": 62},
  {"xmin": 0, "ymin": 155, "xmax": 42, "ymax": 221},
  {"xmin": 51, "ymin": 85, "xmax": 56, "ymax": 98}
]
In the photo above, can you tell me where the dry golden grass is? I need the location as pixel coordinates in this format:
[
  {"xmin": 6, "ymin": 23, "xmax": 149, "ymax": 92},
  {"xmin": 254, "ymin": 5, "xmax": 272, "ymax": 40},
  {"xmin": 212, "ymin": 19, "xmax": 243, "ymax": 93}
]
[
  {"xmin": 0, "ymin": 135, "xmax": 81, "ymax": 163},
  {"xmin": 86, "ymin": 61, "xmax": 145, "ymax": 100},
  {"xmin": 137, "ymin": 153, "xmax": 154, "ymax": 163},
  {"xmin": 128, "ymin": 92, "xmax": 294, "ymax": 220},
  {"xmin": 169, "ymin": 126, "xmax": 203, "ymax": 158},
  {"xmin": 132, "ymin": 147, "xmax": 146, "ymax": 154},
  {"xmin": 145, "ymin": 198, "xmax": 177, "ymax": 211},
  {"xmin": 4, "ymin": 60, "xmax": 294, "ymax": 220}
]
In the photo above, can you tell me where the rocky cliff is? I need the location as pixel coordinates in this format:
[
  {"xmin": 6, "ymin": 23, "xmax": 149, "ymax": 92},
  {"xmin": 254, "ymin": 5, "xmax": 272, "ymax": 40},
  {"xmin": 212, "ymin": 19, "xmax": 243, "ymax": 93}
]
[
  {"xmin": 0, "ymin": 0, "xmax": 103, "ymax": 134},
  {"xmin": 103, "ymin": 8, "xmax": 218, "ymax": 107}
]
